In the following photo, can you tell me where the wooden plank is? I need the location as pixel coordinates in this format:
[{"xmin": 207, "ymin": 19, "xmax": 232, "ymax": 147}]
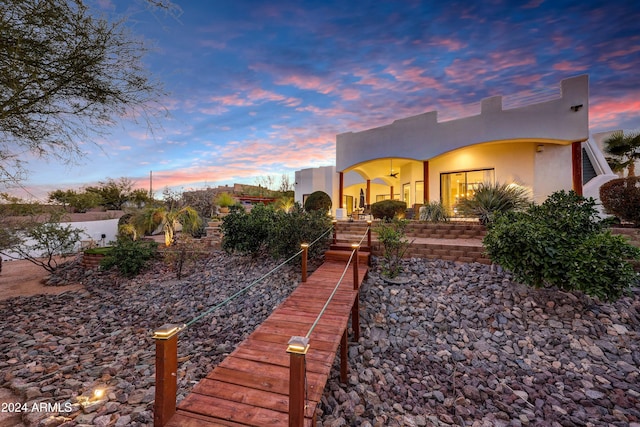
[
  {"xmin": 218, "ymin": 356, "xmax": 328, "ymax": 406},
  {"xmin": 168, "ymin": 260, "xmax": 369, "ymax": 427},
  {"xmin": 177, "ymin": 393, "xmax": 289, "ymax": 427},
  {"xmin": 232, "ymin": 340, "xmax": 336, "ymax": 368},
  {"xmin": 190, "ymin": 378, "xmax": 316, "ymax": 418},
  {"xmin": 168, "ymin": 411, "xmax": 250, "ymax": 426}
]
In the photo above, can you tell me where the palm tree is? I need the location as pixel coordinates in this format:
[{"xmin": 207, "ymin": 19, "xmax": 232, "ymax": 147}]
[
  {"xmin": 134, "ymin": 206, "xmax": 202, "ymax": 246},
  {"xmin": 603, "ymin": 130, "xmax": 640, "ymax": 177}
]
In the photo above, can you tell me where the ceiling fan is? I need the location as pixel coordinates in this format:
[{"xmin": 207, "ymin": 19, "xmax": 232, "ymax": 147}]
[{"xmin": 387, "ymin": 159, "xmax": 399, "ymax": 178}]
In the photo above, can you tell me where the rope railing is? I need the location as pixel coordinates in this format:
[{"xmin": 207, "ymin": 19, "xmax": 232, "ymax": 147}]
[
  {"xmin": 286, "ymin": 222, "xmax": 371, "ymax": 426},
  {"xmin": 152, "ymin": 224, "xmax": 333, "ymax": 427}
]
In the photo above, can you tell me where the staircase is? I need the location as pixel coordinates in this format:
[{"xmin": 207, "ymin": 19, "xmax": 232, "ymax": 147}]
[{"xmin": 334, "ymin": 220, "xmax": 491, "ymax": 264}]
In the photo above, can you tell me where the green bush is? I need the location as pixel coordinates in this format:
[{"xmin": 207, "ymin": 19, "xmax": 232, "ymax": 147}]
[
  {"xmin": 419, "ymin": 201, "xmax": 450, "ymax": 222},
  {"xmin": 269, "ymin": 203, "xmax": 332, "ymax": 259},
  {"xmin": 456, "ymin": 182, "xmax": 530, "ymax": 224},
  {"xmin": 221, "ymin": 204, "xmax": 275, "ymax": 256},
  {"xmin": 599, "ymin": 177, "xmax": 640, "ymax": 226},
  {"xmin": 100, "ymin": 238, "xmax": 158, "ymax": 277},
  {"xmin": 374, "ymin": 218, "xmax": 413, "ymax": 278},
  {"xmin": 221, "ymin": 203, "xmax": 331, "ymax": 259},
  {"xmin": 304, "ymin": 191, "xmax": 332, "ymax": 212},
  {"xmin": 371, "ymin": 200, "xmax": 406, "ymax": 220},
  {"xmin": 215, "ymin": 192, "xmax": 236, "ymax": 208},
  {"xmin": 483, "ymin": 190, "xmax": 640, "ymax": 301}
]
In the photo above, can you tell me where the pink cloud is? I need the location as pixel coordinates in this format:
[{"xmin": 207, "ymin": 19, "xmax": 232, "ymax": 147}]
[
  {"xmin": 445, "ymin": 51, "xmax": 536, "ymax": 84},
  {"xmin": 416, "ymin": 37, "xmax": 466, "ymax": 51},
  {"xmin": 590, "ymin": 94, "xmax": 640, "ymax": 129},
  {"xmin": 512, "ymin": 74, "xmax": 544, "ymax": 86},
  {"xmin": 352, "ymin": 69, "xmax": 399, "ymax": 91},
  {"xmin": 209, "ymin": 94, "xmax": 254, "ymax": 107},
  {"xmin": 275, "ymin": 74, "xmax": 337, "ymax": 95},
  {"xmin": 384, "ymin": 64, "xmax": 444, "ymax": 91},
  {"xmin": 598, "ymin": 44, "xmax": 640, "ymax": 62},
  {"xmin": 552, "ymin": 60, "xmax": 588, "ymax": 72}
]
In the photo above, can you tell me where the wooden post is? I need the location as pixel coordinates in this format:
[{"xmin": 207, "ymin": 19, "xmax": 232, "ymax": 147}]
[
  {"xmin": 340, "ymin": 330, "xmax": 348, "ymax": 383},
  {"xmin": 339, "ymin": 172, "xmax": 344, "ymax": 209},
  {"xmin": 287, "ymin": 337, "xmax": 309, "ymax": 427},
  {"xmin": 153, "ymin": 324, "xmax": 181, "ymax": 427},
  {"xmin": 390, "ymin": 185, "xmax": 394, "ymax": 200},
  {"xmin": 423, "ymin": 161, "xmax": 430, "ymax": 202},
  {"xmin": 367, "ymin": 220, "xmax": 372, "ymax": 249},
  {"xmin": 301, "ymin": 243, "xmax": 309, "ymax": 282},
  {"xmin": 352, "ymin": 244, "xmax": 359, "ymax": 290},
  {"xmin": 332, "ymin": 220, "xmax": 337, "ymax": 244},
  {"xmin": 572, "ymin": 141, "xmax": 583, "ymax": 196},
  {"xmin": 351, "ymin": 244, "xmax": 360, "ymax": 342}
]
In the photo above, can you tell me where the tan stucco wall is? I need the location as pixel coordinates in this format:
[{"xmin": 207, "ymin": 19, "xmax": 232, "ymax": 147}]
[{"xmin": 429, "ymin": 141, "xmax": 539, "ymax": 201}]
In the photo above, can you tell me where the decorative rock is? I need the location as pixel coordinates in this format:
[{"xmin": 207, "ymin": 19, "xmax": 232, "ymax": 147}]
[{"xmin": 1, "ymin": 254, "xmax": 639, "ymax": 427}]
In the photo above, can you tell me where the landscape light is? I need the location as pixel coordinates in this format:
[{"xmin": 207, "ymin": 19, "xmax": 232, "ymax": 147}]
[
  {"xmin": 287, "ymin": 336, "xmax": 310, "ymax": 354},
  {"xmin": 93, "ymin": 388, "xmax": 105, "ymax": 400}
]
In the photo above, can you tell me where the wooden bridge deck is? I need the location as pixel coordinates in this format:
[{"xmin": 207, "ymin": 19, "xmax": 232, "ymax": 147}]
[{"xmin": 166, "ymin": 259, "xmax": 368, "ymax": 426}]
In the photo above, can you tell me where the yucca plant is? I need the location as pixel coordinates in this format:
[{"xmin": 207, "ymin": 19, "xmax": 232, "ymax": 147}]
[
  {"xmin": 419, "ymin": 201, "xmax": 450, "ymax": 222},
  {"xmin": 456, "ymin": 182, "xmax": 531, "ymax": 225}
]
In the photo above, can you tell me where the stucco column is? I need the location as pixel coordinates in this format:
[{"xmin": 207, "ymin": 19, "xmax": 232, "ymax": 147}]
[
  {"xmin": 390, "ymin": 185, "xmax": 394, "ymax": 200},
  {"xmin": 366, "ymin": 180, "xmax": 371, "ymax": 206},
  {"xmin": 423, "ymin": 161, "xmax": 429, "ymax": 202},
  {"xmin": 572, "ymin": 141, "xmax": 583, "ymax": 196},
  {"xmin": 339, "ymin": 172, "xmax": 344, "ymax": 208}
]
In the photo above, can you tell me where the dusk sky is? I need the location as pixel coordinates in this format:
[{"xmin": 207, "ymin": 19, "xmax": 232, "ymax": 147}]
[{"xmin": 10, "ymin": 0, "xmax": 640, "ymax": 199}]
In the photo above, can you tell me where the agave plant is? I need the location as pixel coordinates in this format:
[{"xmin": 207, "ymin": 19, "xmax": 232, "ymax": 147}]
[
  {"xmin": 456, "ymin": 182, "xmax": 531, "ymax": 225},
  {"xmin": 419, "ymin": 201, "xmax": 450, "ymax": 222}
]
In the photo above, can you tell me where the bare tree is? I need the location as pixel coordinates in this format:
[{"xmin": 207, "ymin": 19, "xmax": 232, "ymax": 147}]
[{"xmin": 0, "ymin": 0, "xmax": 167, "ymax": 184}]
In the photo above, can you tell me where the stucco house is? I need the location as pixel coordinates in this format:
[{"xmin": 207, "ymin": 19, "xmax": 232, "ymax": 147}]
[{"xmin": 295, "ymin": 75, "xmax": 617, "ymax": 218}]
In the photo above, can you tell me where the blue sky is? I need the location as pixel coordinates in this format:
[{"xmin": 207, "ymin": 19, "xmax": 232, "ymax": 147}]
[{"xmin": 12, "ymin": 0, "xmax": 640, "ymax": 199}]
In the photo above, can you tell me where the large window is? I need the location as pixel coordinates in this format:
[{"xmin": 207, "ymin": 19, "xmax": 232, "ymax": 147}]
[
  {"xmin": 415, "ymin": 181, "xmax": 424, "ymax": 205},
  {"xmin": 403, "ymin": 183, "xmax": 411, "ymax": 207},
  {"xmin": 342, "ymin": 195, "xmax": 353, "ymax": 215},
  {"xmin": 440, "ymin": 169, "xmax": 495, "ymax": 215}
]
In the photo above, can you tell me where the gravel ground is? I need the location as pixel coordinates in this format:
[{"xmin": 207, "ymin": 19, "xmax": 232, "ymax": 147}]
[
  {"xmin": 1, "ymin": 253, "xmax": 639, "ymax": 426},
  {"xmin": 318, "ymin": 258, "xmax": 640, "ymax": 427}
]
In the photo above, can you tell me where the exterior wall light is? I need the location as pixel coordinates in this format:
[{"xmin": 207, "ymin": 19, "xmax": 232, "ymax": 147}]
[
  {"xmin": 536, "ymin": 144, "xmax": 544, "ymax": 153},
  {"xmin": 570, "ymin": 104, "xmax": 583, "ymax": 112}
]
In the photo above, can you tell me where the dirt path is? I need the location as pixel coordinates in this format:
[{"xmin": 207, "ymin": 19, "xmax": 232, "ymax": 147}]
[{"xmin": 0, "ymin": 258, "xmax": 84, "ymax": 301}]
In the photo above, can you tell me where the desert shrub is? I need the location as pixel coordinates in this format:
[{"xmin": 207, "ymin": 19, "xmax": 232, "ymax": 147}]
[
  {"xmin": 215, "ymin": 192, "xmax": 236, "ymax": 208},
  {"xmin": 419, "ymin": 201, "xmax": 450, "ymax": 222},
  {"xmin": 599, "ymin": 177, "xmax": 640, "ymax": 226},
  {"xmin": 163, "ymin": 235, "xmax": 209, "ymax": 279},
  {"xmin": 221, "ymin": 203, "xmax": 331, "ymax": 259},
  {"xmin": 221, "ymin": 204, "xmax": 275, "ymax": 257},
  {"xmin": 374, "ymin": 218, "xmax": 413, "ymax": 278},
  {"xmin": 456, "ymin": 182, "xmax": 530, "ymax": 225},
  {"xmin": 371, "ymin": 200, "xmax": 406, "ymax": 220},
  {"xmin": 269, "ymin": 203, "xmax": 332, "ymax": 259},
  {"xmin": 304, "ymin": 191, "xmax": 332, "ymax": 212},
  {"xmin": 100, "ymin": 238, "xmax": 158, "ymax": 277},
  {"xmin": 484, "ymin": 190, "xmax": 640, "ymax": 301}
]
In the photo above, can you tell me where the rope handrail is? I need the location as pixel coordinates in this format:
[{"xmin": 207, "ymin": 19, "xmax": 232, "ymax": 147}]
[
  {"xmin": 303, "ymin": 224, "xmax": 370, "ymax": 339},
  {"xmin": 181, "ymin": 224, "xmax": 335, "ymax": 330}
]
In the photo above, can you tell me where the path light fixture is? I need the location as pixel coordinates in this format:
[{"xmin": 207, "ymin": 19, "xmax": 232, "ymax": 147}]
[
  {"xmin": 287, "ymin": 336, "xmax": 310, "ymax": 354},
  {"xmin": 93, "ymin": 388, "xmax": 105, "ymax": 400}
]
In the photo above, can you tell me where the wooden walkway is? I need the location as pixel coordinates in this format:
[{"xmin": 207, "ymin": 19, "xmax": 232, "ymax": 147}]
[{"xmin": 166, "ymin": 258, "xmax": 368, "ymax": 426}]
